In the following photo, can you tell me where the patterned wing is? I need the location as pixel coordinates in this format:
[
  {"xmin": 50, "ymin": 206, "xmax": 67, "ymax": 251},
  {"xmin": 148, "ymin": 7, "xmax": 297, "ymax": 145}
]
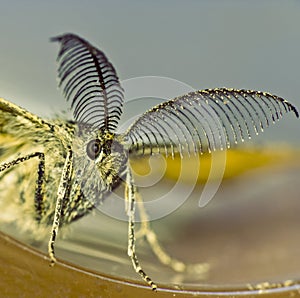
[
  {"xmin": 125, "ymin": 88, "xmax": 298, "ymax": 157},
  {"xmin": 51, "ymin": 33, "xmax": 124, "ymax": 132}
]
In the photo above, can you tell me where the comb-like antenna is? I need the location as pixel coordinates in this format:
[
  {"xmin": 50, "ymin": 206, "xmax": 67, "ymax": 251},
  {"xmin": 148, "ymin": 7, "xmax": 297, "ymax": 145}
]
[
  {"xmin": 51, "ymin": 33, "xmax": 124, "ymax": 132},
  {"xmin": 126, "ymin": 88, "xmax": 299, "ymax": 157}
]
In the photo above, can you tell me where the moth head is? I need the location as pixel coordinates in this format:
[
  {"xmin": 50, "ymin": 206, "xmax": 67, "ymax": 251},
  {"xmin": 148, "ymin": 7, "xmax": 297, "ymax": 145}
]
[{"xmin": 85, "ymin": 132, "xmax": 126, "ymax": 163}]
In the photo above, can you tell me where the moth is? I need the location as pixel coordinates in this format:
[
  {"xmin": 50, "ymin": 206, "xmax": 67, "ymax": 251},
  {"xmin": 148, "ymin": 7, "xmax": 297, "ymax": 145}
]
[{"xmin": 0, "ymin": 33, "xmax": 298, "ymax": 290}]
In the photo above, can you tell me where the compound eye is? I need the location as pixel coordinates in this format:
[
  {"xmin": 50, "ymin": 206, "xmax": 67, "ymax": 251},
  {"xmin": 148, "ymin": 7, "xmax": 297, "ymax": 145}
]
[{"xmin": 86, "ymin": 139, "xmax": 101, "ymax": 160}]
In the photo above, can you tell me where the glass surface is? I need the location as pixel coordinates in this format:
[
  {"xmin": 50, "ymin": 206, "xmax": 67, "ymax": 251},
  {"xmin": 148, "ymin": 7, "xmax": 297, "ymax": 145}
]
[
  {"xmin": 1, "ymin": 148, "xmax": 299, "ymax": 296},
  {"xmin": 59, "ymin": 155, "xmax": 300, "ymax": 290}
]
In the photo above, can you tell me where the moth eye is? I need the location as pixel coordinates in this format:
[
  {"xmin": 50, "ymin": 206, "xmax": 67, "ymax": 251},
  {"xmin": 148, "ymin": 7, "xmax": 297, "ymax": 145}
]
[{"xmin": 86, "ymin": 139, "xmax": 101, "ymax": 160}]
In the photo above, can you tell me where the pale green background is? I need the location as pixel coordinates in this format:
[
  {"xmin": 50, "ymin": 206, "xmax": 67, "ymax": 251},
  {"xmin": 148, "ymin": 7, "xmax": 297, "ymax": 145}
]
[{"xmin": 0, "ymin": 0, "xmax": 299, "ymax": 144}]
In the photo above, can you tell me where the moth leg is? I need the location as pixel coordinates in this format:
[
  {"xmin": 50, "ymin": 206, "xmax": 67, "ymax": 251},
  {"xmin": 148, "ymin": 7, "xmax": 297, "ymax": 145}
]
[
  {"xmin": 135, "ymin": 192, "xmax": 210, "ymax": 275},
  {"xmin": 48, "ymin": 149, "xmax": 73, "ymax": 265},
  {"xmin": 135, "ymin": 192, "xmax": 185, "ymax": 272},
  {"xmin": 125, "ymin": 169, "xmax": 157, "ymax": 291},
  {"xmin": 0, "ymin": 152, "xmax": 46, "ymax": 222}
]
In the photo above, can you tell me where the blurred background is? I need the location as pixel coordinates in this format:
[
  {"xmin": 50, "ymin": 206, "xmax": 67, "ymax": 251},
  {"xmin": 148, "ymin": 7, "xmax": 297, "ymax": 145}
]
[
  {"xmin": 0, "ymin": 0, "xmax": 299, "ymax": 144},
  {"xmin": 0, "ymin": 0, "xmax": 300, "ymax": 295}
]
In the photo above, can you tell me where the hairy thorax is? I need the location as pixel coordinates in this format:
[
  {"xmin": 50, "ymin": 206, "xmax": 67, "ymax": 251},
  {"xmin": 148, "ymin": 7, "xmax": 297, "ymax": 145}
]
[{"xmin": 0, "ymin": 118, "xmax": 128, "ymax": 240}]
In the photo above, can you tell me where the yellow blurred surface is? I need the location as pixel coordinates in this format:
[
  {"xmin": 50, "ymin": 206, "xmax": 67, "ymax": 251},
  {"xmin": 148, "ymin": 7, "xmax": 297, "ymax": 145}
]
[{"xmin": 131, "ymin": 145, "xmax": 297, "ymax": 183}]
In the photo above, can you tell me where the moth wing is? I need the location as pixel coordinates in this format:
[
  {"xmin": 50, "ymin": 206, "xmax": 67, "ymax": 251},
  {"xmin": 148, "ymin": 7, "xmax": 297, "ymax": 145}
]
[{"xmin": 0, "ymin": 97, "xmax": 55, "ymax": 137}]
